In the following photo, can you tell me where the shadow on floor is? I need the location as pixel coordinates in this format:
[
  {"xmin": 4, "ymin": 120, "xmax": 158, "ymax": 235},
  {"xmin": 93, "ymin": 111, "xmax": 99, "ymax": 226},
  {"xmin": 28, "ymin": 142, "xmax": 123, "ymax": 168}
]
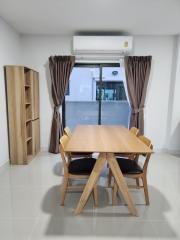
[
  {"xmin": 53, "ymin": 162, "xmax": 63, "ymax": 176},
  {"xmin": 41, "ymin": 184, "xmax": 176, "ymax": 238}
]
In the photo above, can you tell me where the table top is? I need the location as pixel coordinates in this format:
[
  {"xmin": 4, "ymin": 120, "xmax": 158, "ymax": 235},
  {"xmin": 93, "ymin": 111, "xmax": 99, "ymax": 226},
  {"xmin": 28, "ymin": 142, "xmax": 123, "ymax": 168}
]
[{"xmin": 65, "ymin": 125, "xmax": 153, "ymax": 154}]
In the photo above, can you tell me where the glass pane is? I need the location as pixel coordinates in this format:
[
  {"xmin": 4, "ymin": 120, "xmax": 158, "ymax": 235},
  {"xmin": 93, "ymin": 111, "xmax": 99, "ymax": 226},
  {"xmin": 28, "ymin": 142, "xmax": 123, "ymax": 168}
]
[
  {"xmin": 100, "ymin": 67, "xmax": 130, "ymax": 127},
  {"xmin": 65, "ymin": 67, "xmax": 99, "ymax": 130},
  {"xmin": 96, "ymin": 81, "xmax": 127, "ymax": 101}
]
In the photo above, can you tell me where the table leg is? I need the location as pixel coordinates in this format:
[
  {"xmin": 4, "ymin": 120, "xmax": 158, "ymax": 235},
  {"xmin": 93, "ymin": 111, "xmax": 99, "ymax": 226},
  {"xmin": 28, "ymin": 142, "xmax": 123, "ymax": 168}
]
[
  {"xmin": 75, "ymin": 153, "xmax": 106, "ymax": 215},
  {"xmin": 107, "ymin": 153, "xmax": 138, "ymax": 216}
]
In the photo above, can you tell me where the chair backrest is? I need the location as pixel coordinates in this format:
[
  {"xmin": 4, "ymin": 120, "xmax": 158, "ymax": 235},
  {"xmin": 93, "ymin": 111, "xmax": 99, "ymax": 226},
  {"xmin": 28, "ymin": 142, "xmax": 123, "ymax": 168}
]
[
  {"xmin": 138, "ymin": 135, "xmax": 153, "ymax": 172},
  {"xmin": 130, "ymin": 127, "xmax": 139, "ymax": 136},
  {"xmin": 64, "ymin": 127, "xmax": 72, "ymax": 138},
  {"xmin": 59, "ymin": 134, "xmax": 70, "ymax": 175},
  {"xmin": 139, "ymin": 135, "xmax": 151, "ymax": 147},
  {"xmin": 129, "ymin": 127, "xmax": 139, "ymax": 160}
]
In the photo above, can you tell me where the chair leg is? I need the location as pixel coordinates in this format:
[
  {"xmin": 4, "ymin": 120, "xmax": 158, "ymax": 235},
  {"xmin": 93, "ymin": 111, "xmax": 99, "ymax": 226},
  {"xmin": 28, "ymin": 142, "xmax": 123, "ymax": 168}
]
[
  {"xmin": 142, "ymin": 176, "xmax": 149, "ymax": 205},
  {"xmin": 60, "ymin": 176, "xmax": 69, "ymax": 206},
  {"xmin": 92, "ymin": 184, "xmax": 98, "ymax": 207},
  {"xmin": 107, "ymin": 168, "xmax": 112, "ymax": 187},
  {"xmin": 112, "ymin": 182, "xmax": 118, "ymax": 205}
]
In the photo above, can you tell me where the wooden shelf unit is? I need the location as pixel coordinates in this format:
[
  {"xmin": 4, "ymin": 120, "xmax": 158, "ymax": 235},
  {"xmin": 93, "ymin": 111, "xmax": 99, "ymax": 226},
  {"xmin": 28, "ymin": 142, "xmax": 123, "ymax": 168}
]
[{"xmin": 5, "ymin": 65, "xmax": 40, "ymax": 165}]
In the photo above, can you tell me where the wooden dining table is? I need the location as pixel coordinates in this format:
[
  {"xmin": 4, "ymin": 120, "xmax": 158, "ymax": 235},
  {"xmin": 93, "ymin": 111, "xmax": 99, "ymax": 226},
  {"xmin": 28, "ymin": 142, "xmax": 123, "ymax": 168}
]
[{"xmin": 65, "ymin": 125, "xmax": 153, "ymax": 216}]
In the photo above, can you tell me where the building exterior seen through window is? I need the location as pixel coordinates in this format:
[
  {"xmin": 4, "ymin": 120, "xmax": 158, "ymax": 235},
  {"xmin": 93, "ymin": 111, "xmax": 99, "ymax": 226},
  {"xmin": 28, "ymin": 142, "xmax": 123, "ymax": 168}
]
[
  {"xmin": 64, "ymin": 64, "xmax": 131, "ymax": 130},
  {"xmin": 96, "ymin": 81, "xmax": 127, "ymax": 101}
]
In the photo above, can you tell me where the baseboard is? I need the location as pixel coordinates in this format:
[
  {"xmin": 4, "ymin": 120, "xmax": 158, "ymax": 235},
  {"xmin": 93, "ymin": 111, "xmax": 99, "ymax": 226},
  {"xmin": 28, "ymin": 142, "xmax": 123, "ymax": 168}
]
[
  {"xmin": 0, "ymin": 159, "xmax": 9, "ymax": 169},
  {"xmin": 152, "ymin": 148, "xmax": 180, "ymax": 155},
  {"xmin": 40, "ymin": 147, "xmax": 49, "ymax": 152},
  {"xmin": 153, "ymin": 148, "xmax": 168, "ymax": 153},
  {"xmin": 167, "ymin": 149, "xmax": 180, "ymax": 155}
]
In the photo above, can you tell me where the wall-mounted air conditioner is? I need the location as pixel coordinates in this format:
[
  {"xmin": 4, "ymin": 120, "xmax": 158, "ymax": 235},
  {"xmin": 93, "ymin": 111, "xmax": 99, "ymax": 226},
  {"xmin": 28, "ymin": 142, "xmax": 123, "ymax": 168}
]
[{"xmin": 73, "ymin": 36, "xmax": 133, "ymax": 55}]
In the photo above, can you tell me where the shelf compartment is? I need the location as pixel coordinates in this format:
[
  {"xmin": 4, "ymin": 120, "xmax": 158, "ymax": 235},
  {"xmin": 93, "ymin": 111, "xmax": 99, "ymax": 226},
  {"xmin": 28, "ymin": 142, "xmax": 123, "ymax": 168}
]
[
  {"xmin": 26, "ymin": 120, "xmax": 32, "ymax": 139},
  {"xmin": 25, "ymin": 87, "xmax": 31, "ymax": 103},
  {"xmin": 25, "ymin": 104, "xmax": 32, "ymax": 120},
  {"xmin": 24, "ymin": 69, "xmax": 33, "ymax": 86},
  {"xmin": 26, "ymin": 138, "xmax": 33, "ymax": 157},
  {"xmin": 32, "ymin": 119, "xmax": 40, "ymax": 155}
]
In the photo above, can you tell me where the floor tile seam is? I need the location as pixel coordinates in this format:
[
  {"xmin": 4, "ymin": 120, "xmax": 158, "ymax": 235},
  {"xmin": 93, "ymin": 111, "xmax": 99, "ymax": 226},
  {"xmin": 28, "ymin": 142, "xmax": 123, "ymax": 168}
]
[
  {"xmin": 28, "ymin": 215, "xmax": 41, "ymax": 240},
  {"xmin": 0, "ymin": 185, "xmax": 55, "ymax": 188},
  {"xmin": 0, "ymin": 217, "xmax": 40, "ymax": 221}
]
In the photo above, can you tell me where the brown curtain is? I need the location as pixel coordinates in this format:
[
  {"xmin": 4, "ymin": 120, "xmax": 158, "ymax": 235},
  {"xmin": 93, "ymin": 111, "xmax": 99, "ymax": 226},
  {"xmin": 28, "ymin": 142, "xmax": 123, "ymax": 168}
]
[
  {"xmin": 124, "ymin": 56, "xmax": 152, "ymax": 134},
  {"xmin": 49, "ymin": 56, "xmax": 75, "ymax": 153}
]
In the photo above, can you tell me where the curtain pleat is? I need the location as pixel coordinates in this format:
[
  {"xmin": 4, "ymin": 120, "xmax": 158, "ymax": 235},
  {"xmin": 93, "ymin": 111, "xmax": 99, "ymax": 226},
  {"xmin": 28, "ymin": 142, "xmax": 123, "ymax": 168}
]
[
  {"xmin": 49, "ymin": 56, "xmax": 75, "ymax": 153},
  {"xmin": 124, "ymin": 56, "xmax": 152, "ymax": 134}
]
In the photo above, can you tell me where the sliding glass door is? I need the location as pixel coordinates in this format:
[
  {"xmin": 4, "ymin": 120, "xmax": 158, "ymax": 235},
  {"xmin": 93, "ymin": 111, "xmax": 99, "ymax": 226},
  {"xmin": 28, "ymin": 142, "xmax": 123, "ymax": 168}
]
[
  {"xmin": 63, "ymin": 65, "xmax": 99, "ymax": 130},
  {"xmin": 100, "ymin": 66, "xmax": 130, "ymax": 126},
  {"xmin": 63, "ymin": 63, "xmax": 130, "ymax": 130}
]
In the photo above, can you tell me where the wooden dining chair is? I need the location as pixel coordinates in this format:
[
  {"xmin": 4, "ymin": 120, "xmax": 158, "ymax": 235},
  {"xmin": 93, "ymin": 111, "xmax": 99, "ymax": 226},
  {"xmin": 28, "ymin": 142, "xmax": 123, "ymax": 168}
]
[
  {"xmin": 59, "ymin": 134, "xmax": 98, "ymax": 207},
  {"xmin": 115, "ymin": 127, "xmax": 139, "ymax": 158},
  {"xmin": 107, "ymin": 127, "xmax": 139, "ymax": 187},
  {"xmin": 64, "ymin": 127, "xmax": 92, "ymax": 158},
  {"xmin": 64, "ymin": 127, "xmax": 72, "ymax": 138},
  {"xmin": 112, "ymin": 135, "xmax": 153, "ymax": 205},
  {"xmin": 129, "ymin": 127, "xmax": 139, "ymax": 136}
]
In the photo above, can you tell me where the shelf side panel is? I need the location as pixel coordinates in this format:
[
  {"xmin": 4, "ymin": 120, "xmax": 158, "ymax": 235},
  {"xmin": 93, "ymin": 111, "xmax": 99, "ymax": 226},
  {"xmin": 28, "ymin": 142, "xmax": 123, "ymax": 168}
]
[{"xmin": 5, "ymin": 66, "xmax": 26, "ymax": 164}]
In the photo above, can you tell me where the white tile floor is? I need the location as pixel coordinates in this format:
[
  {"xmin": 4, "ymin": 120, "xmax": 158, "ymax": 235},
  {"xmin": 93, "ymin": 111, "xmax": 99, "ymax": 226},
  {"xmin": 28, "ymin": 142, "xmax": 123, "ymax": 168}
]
[{"xmin": 0, "ymin": 152, "xmax": 180, "ymax": 240}]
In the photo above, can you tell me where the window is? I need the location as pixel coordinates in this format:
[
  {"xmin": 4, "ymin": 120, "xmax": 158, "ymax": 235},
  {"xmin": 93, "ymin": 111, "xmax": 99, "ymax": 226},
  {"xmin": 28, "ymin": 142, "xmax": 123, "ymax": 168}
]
[{"xmin": 63, "ymin": 63, "xmax": 130, "ymax": 130}]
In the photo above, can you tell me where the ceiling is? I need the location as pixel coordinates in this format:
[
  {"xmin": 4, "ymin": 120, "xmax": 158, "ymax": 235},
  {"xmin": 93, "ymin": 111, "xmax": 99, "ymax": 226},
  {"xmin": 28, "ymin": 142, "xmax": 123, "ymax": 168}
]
[{"xmin": 0, "ymin": 0, "xmax": 180, "ymax": 35}]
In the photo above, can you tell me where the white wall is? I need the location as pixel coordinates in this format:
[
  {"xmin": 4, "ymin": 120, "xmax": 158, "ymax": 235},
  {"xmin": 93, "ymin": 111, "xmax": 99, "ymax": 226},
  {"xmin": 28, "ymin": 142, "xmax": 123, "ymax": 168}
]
[
  {"xmin": 0, "ymin": 17, "xmax": 21, "ymax": 167},
  {"xmin": 133, "ymin": 36, "xmax": 175, "ymax": 151},
  {"xmin": 21, "ymin": 35, "xmax": 176, "ymax": 151},
  {"xmin": 167, "ymin": 35, "xmax": 180, "ymax": 152}
]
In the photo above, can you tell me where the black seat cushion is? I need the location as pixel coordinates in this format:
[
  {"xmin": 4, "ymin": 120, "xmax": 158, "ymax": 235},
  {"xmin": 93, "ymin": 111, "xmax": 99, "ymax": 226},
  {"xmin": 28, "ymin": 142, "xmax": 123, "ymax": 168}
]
[
  {"xmin": 116, "ymin": 158, "xmax": 143, "ymax": 174},
  {"xmin": 68, "ymin": 158, "xmax": 96, "ymax": 175},
  {"xmin": 72, "ymin": 152, "xmax": 92, "ymax": 156}
]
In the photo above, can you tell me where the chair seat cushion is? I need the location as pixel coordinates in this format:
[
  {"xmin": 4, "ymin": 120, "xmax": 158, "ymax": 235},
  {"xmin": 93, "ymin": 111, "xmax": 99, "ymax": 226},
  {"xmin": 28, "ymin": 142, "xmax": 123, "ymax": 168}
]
[
  {"xmin": 68, "ymin": 157, "xmax": 96, "ymax": 175},
  {"xmin": 71, "ymin": 152, "xmax": 92, "ymax": 156},
  {"xmin": 116, "ymin": 158, "xmax": 143, "ymax": 174}
]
